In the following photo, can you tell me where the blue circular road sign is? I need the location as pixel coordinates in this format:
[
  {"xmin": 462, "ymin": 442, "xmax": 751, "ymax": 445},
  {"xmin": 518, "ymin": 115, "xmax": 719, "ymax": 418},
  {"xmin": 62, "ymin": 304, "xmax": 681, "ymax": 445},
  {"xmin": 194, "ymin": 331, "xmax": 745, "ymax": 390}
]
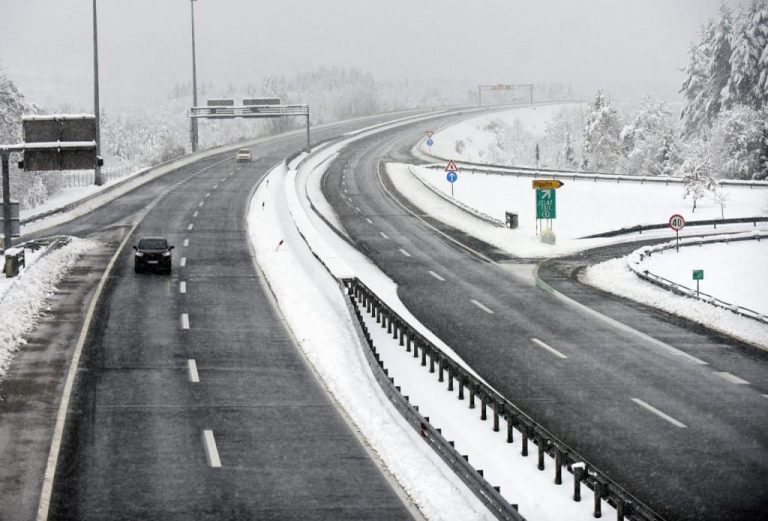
[
  {"xmin": 446, "ymin": 171, "xmax": 458, "ymax": 183},
  {"xmin": 426, "ymin": 138, "xmax": 434, "ymax": 147}
]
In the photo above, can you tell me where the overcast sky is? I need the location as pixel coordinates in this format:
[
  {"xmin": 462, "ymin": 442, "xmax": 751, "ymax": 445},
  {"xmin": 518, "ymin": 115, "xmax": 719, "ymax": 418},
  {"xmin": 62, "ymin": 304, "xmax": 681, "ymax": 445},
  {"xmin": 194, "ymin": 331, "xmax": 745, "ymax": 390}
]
[{"xmin": 0, "ymin": 0, "xmax": 743, "ymax": 110}]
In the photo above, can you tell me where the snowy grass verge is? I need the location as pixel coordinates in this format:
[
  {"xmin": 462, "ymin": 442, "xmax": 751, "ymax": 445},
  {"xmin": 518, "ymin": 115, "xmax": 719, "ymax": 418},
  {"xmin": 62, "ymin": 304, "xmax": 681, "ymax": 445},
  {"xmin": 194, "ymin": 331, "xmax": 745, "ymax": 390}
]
[{"xmin": 0, "ymin": 238, "xmax": 98, "ymax": 377}]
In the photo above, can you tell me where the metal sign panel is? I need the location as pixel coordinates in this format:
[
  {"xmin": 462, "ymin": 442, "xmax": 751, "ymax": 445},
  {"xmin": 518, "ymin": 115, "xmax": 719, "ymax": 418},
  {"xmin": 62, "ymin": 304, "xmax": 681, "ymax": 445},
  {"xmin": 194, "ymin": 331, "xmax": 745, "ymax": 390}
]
[
  {"xmin": 21, "ymin": 115, "xmax": 98, "ymax": 171},
  {"xmin": 243, "ymin": 98, "xmax": 281, "ymax": 105},
  {"xmin": 207, "ymin": 99, "xmax": 235, "ymax": 106},
  {"xmin": 0, "ymin": 201, "xmax": 21, "ymax": 237},
  {"xmin": 536, "ymin": 189, "xmax": 556, "ymax": 219},
  {"xmin": 532, "ymin": 179, "xmax": 564, "ymax": 189},
  {"xmin": 692, "ymin": 270, "xmax": 704, "ymax": 281},
  {"xmin": 23, "ymin": 115, "xmax": 96, "ymax": 143},
  {"xmin": 669, "ymin": 214, "xmax": 685, "ymax": 231}
]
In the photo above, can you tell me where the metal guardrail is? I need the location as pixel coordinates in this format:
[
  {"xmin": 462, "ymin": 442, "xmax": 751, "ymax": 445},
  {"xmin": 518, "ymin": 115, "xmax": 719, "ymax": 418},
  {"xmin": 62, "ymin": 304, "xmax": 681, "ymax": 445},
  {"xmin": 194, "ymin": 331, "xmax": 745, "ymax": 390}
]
[
  {"xmin": 344, "ymin": 278, "xmax": 665, "ymax": 521},
  {"xmin": 190, "ymin": 104, "xmax": 309, "ymax": 119},
  {"xmin": 582, "ymin": 216, "xmax": 768, "ymax": 239},
  {"xmin": 629, "ymin": 232, "xmax": 768, "ymax": 324}
]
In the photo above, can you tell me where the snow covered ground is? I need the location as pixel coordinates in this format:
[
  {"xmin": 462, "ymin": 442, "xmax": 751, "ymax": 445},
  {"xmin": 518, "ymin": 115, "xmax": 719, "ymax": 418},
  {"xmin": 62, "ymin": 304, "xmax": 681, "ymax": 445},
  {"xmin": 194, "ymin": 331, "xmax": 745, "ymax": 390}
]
[{"xmin": 0, "ymin": 238, "xmax": 98, "ymax": 376}]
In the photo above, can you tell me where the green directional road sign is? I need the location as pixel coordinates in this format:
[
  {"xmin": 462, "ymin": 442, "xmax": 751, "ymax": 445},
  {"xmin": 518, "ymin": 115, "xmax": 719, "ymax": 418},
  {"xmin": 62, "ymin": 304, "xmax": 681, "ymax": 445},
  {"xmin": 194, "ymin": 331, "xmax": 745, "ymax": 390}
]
[
  {"xmin": 536, "ymin": 189, "xmax": 556, "ymax": 219},
  {"xmin": 692, "ymin": 270, "xmax": 704, "ymax": 280}
]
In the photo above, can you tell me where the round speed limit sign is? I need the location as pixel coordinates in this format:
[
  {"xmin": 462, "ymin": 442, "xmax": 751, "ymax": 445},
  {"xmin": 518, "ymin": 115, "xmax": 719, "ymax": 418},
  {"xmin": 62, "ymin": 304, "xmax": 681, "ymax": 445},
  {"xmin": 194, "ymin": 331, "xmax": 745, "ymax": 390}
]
[{"xmin": 669, "ymin": 214, "xmax": 685, "ymax": 231}]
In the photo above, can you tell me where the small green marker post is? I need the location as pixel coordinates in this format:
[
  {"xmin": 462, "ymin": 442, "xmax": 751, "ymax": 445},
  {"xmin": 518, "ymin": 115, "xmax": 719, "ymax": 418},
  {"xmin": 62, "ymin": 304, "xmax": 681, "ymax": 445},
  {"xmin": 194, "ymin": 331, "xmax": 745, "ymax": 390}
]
[{"xmin": 692, "ymin": 269, "xmax": 704, "ymax": 296}]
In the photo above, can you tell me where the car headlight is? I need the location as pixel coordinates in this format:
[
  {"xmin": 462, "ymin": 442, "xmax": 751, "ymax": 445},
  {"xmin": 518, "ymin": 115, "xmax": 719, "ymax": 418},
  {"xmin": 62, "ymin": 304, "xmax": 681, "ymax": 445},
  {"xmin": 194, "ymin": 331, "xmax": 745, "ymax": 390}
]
[
  {"xmin": 162, "ymin": 251, "xmax": 171, "ymax": 257},
  {"xmin": 135, "ymin": 251, "xmax": 144, "ymax": 257}
]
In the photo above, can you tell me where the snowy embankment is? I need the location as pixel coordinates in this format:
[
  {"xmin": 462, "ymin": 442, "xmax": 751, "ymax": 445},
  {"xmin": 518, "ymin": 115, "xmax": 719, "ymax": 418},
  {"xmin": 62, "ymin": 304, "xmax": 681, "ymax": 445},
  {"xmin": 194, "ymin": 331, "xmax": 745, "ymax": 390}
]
[
  {"xmin": 0, "ymin": 238, "xmax": 97, "ymax": 376},
  {"xmin": 247, "ymin": 132, "xmax": 614, "ymax": 518}
]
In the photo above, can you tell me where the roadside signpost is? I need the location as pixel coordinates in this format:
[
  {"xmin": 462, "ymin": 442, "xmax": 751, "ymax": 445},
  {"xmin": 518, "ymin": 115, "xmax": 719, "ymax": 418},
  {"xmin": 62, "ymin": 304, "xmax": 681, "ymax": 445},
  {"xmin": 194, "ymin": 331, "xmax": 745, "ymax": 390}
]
[
  {"xmin": 532, "ymin": 179, "xmax": 563, "ymax": 236},
  {"xmin": 669, "ymin": 214, "xmax": 685, "ymax": 251},
  {"xmin": 426, "ymin": 130, "xmax": 433, "ymax": 138},
  {"xmin": 692, "ymin": 269, "xmax": 704, "ymax": 296},
  {"xmin": 445, "ymin": 159, "xmax": 459, "ymax": 197},
  {"xmin": 426, "ymin": 138, "xmax": 434, "ymax": 153}
]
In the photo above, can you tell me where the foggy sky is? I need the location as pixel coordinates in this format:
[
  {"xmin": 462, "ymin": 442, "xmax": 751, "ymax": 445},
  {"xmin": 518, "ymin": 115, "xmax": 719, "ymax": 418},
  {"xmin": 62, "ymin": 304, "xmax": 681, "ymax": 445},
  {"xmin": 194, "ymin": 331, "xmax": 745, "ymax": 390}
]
[{"xmin": 0, "ymin": 0, "xmax": 743, "ymax": 110}]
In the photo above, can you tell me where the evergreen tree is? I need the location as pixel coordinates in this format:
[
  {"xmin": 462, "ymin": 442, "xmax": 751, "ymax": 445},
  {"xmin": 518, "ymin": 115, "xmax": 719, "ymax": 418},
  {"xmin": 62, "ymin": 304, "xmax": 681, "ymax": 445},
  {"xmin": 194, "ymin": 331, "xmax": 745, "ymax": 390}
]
[
  {"xmin": 562, "ymin": 132, "xmax": 577, "ymax": 168},
  {"xmin": 727, "ymin": 1, "xmax": 768, "ymax": 109},
  {"xmin": 0, "ymin": 64, "xmax": 33, "ymax": 144},
  {"xmin": 705, "ymin": 5, "xmax": 733, "ymax": 116},
  {"xmin": 680, "ymin": 23, "xmax": 714, "ymax": 136},
  {"xmin": 620, "ymin": 98, "xmax": 681, "ymax": 176},
  {"xmin": 582, "ymin": 92, "xmax": 621, "ymax": 172}
]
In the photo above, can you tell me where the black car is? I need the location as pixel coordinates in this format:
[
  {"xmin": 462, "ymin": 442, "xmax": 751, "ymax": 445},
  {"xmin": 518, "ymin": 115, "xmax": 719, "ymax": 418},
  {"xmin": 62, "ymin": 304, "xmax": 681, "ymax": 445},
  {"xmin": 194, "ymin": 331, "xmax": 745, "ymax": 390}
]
[{"xmin": 133, "ymin": 237, "xmax": 174, "ymax": 273}]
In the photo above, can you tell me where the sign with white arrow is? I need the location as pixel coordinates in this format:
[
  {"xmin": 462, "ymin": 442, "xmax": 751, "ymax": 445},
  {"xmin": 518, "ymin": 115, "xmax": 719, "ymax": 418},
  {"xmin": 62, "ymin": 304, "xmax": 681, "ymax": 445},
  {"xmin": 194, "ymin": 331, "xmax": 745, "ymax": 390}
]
[{"xmin": 536, "ymin": 189, "xmax": 556, "ymax": 219}]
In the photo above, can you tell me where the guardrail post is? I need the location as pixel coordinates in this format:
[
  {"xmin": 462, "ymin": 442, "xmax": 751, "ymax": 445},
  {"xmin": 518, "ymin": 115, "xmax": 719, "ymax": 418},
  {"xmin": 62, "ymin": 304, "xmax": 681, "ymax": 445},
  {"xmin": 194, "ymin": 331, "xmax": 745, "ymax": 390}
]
[
  {"xmin": 412, "ymin": 339, "xmax": 418, "ymax": 358},
  {"xmin": 493, "ymin": 404, "xmax": 500, "ymax": 432},
  {"xmin": 555, "ymin": 449, "xmax": 563, "ymax": 484},
  {"xmin": 521, "ymin": 427, "xmax": 529, "ymax": 456},
  {"xmin": 405, "ymin": 333, "xmax": 411, "ymax": 351},
  {"xmin": 399, "ymin": 327, "xmax": 405, "ymax": 346},
  {"xmin": 507, "ymin": 416, "xmax": 514, "ymax": 443},
  {"xmin": 447, "ymin": 368, "xmax": 454, "ymax": 391},
  {"xmin": 385, "ymin": 314, "xmax": 390, "ymax": 331},
  {"xmin": 616, "ymin": 499, "xmax": 626, "ymax": 520},
  {"xmin": 537, "ymin": 435, "xmax": 545, "ymax": 470},
  {"xmin": 438, "ymin": 359, "xmax": 444, "ymax": 382},
  {"xmin": 573, "ymin": 464, "xmax": 584, "ymax": 501},
  {"xmin": 429, "ymin": 352, "xmax": 435, "ymax": 373},
  {"xmin": 593, "ymin": 480, "xmax": 603, "ymax": 518},
  {"xmin": 480, "ymin": 395, "xmax": 487, "ymax": 421},
  {"xmin": 421, "ymin": 347, "xmax": 427, "ymax": 366},
  {"xmin": 469, "ymin": 384, "xmax": 476, "ymax": 409},
  {"xmin": 458, "ymin": 377, "xmax": 465, "ymax": 400}
]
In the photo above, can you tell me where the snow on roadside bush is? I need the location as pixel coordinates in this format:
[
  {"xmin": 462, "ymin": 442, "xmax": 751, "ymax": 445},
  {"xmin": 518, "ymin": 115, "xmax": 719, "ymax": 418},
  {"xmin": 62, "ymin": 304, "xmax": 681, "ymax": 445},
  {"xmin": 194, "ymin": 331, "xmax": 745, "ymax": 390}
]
[{"xmin": 0, "ymin": 238, "xmax": 98, "ymax": 377}]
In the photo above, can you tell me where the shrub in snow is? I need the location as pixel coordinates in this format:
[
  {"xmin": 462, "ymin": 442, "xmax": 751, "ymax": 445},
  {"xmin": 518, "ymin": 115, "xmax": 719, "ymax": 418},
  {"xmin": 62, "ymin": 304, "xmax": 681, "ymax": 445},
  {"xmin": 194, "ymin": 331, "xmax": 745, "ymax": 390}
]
[{"xmin": 679, "ymin": 151, "xmax": 716, "ymax": 212}]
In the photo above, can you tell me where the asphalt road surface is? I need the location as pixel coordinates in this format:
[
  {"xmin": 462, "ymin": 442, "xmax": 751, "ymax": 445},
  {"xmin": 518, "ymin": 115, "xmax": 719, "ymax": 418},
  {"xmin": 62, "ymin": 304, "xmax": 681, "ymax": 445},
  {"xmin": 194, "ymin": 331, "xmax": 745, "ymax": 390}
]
[
  {"xmin": 322, "ymin": 120, "xmax": 768, "ymax": 521},
  {"xmin": 1, "ymin": 113, "xmax": 451, "ymax": 521}
]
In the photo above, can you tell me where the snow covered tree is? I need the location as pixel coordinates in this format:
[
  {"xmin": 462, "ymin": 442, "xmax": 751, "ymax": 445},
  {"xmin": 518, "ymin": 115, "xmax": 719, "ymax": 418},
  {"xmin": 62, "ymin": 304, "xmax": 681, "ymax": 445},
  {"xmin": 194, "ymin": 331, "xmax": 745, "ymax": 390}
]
[
  {"xmin": 727, "ymin": 1, "xmax": 768, "ymax": 109},
  {"xmin": 0, "ymin": 64, "xmax": 35, "ymax": 144},
  {"xmin": 619, "ymin": 98, "xmax": 682, "ymax": 176},
  {"xmin": 708, "ymin": 105, "xmax": 764, "ymax": 179},
  {"xmin": 706, "ymin": 5, "xmax": 734, "ymax": 115},
  {"xmin": 680, "ymin": 23, "xmax": 715, "ymax": 137},
  {"xmin": 562, "ymin": 132, "xmax": 577, "ymax": 168},
  {"xmin": 679, "ymin": 153, "xmax": 716, "ymax": 212},
  {"xmin": 582, "ymin": 92, "xmax": 621, "ymax": 172},
  {"xmin": 759, "ymin": 118, "xmax": 768, "ymax": 179}
]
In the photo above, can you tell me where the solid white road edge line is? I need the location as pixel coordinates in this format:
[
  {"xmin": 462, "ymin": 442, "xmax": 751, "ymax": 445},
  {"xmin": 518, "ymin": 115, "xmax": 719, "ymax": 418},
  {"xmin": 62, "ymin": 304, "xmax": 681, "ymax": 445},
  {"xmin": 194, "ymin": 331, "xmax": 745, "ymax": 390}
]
[
  {"xmin": 399, "ymin": 248, "xmax": 412, "ymax": 257},
  {"xmin": 713, "ymin": 372, "xmax": 750, "ymax": 385},
  {"xmin": 531, "ymin": 338, "xmax": 568, "ymax": 359},
  {"xmin": 181, "ymin": 313, "xmax": 190, "ymax": 329},
  {"xmin": 187, "ymin": 359, "xmax": 200, "ymax": 383},
  {"xmin": 203, "ymin": 430, "xmax": 222, "ymax": 467},
  {"xmin": 180, "ymin": 281, "xmax": 187, "ymax": 294},
  {"xmin": 427, "ymin": 270, "xmax": 445, "ymax": 281},
  {"xmin": 631, "ymin": 398, "xmax": 687, "ymax": 428},
  {"xmin": 470, "ymin": 299, "xmax": 494, "ymax": 314}
]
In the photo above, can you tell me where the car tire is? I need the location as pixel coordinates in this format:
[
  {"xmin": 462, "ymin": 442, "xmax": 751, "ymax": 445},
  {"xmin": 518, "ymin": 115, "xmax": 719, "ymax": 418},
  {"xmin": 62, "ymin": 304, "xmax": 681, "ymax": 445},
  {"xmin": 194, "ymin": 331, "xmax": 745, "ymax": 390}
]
[{"xmin": 134, "ymin": 264, "xmax": 142, "ymax": 274}]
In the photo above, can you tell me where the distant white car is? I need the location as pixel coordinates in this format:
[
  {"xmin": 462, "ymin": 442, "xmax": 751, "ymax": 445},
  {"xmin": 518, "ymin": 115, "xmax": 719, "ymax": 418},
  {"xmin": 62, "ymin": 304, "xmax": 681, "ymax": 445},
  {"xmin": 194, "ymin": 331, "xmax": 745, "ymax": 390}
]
[{"xmin": 236, "ymin": 148, "xmax": 253, "ymax": 162}]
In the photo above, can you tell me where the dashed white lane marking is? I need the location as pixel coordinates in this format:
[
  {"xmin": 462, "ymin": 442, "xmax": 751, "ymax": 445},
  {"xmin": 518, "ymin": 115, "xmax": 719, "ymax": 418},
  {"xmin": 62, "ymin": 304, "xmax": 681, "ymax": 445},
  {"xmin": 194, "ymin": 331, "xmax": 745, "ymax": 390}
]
[
  {"xmin": 366, "ymin": 218, "xmax": 373, "ymax": 224},
  {"xmin": 183, "ymin": 238, "xmax": 189, "ymax": 247},
  {"xmin": 428, "ymin": 270, "xmax": 445, "ymax": 281},
  {"xmin": 380, "ymin": 231, "xmax": 389, "ymax": 239},
  {"xmin": 344, "ymin": 188, "xmax": 348, "ymax": 194},
  {"xmin": 220, "ymin": 177, "xmax": 226, "ymax": 181},
  {"xmin": 470, "ymin": 299, "xmax": 495, "ymax": 314},
  {"xmin": 399, "ymin": 248, "xmax": 412, "ymax": 257},
  {"xmin": 631, "ymin": 398, "xmax": 687, "ymax": 428},
  {"xmin": 180, "ymin": 257, "xmax": 187, "ymax": 267},
  {"xmin": 187, "ymin": 223, "xmax": 194, "ymax": 231},
  {"xmin": 213, "ymin": 184, "xmax": 219, "ymax": 189},
  {"xmin": 181, "ymin": 313, "xmax": 190, "ymax": 330},
  {"xmin": 187, "ymin": 359, "xmax": 200, "ymax": 383},
  {"xmin": 199, "ymin": 201, "xmax": 204, "ymax": 207},
  {"xmin": 531, "ymin": 338, "xmax": 568, "ymax": 359},
  {"xmin": 763, "ymin": 394, "xmax": 768, "ymax": 399},
  {"xmin": 203, "ymin": 430, "xmax": 222, "ymax": 467},
  {"xmin": 193, "ymin": 211, "xmax": 199, "ymax": 218},
  {"xmin": 713, "ymin": 372, "xmax": 750, "ymax": 385},
  {"xmin": 180, "ymin": 281, "xmax": 187, "ymax": 294},
  {"xmin": 205, "ymin": 192, "xmax": 211, "ymax": 197},
  {"xmin": 354, "ymin": 207, "xmax": 361, "ymax": 213}
]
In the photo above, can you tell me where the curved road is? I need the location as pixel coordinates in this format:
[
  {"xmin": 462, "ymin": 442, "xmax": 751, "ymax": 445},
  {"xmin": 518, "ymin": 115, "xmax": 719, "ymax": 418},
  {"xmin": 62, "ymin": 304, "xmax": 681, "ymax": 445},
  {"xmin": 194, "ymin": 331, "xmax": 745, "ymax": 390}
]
[{"xmin": 322, "ymin": 118, "xmax": 768, "ymax": 521}]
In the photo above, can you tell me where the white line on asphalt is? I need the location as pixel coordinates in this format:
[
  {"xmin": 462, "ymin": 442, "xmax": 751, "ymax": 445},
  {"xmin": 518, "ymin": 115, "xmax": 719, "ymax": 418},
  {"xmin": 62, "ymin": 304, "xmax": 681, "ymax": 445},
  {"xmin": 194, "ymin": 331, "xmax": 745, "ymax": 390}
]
[
  {"xmin": 344, "ymin": 188, "xmax": 348, "ymax": 193},
  {"xmin": 205, "ymin": 192, "xmax": 210, "ymax": 197},
  {"xmin": 203, "ymin": 430, "xmax": 222, "ymax": 467},
  {"xmin": 380, "ymin": 231, "xmax": 389, "ymax": 239},
  {"xmin": 187, "ymin": 223, "xmax": 194, "ymax": 231},
  {"xmin": 366, "ymin": 218, "xmax": 373, "ymax": 224},
  {"xmin": 399, "ymin": 248, "xmax": 412, "ymax": 257},
  {"xmin": 763, "ymin": 394, "xmax": 768, "ymax": 399},
  {"xmin": 220, "ymin": 177, "xmax": 226, "ymax": 181},
  {"xmin": 713, "ymin": 372, "xmax": 750, "ymax": 385},
  {"xmin": 631, "ymin": 398, "xmax": 687, "ymax": 428},
  {"xmin": 183, "ymin": 238, "xmax": 189, "ymax": 247},
  {"xmin": 531, "ymin": 338, "xmax": 568, "ymax": 359},
  {"xmin": 428, "ymin": 270, "xmax": 445, "ymax": 281},
  {"xmin": 354, "ymin": 206, "xmax": 361, "ymax": 212},
  {"xmin": 193, "ymin": 211, "xmax": 198, "ymax": 218},
  {"xmin": 199, "ymin": 201, "xmax": 204, "ymax": 207},
  {"xmin": 181, "ymin": 257, "xmax": 187, "ymax": 267},
  {"xmin": 187, "ymin": 359, "xmax": 200, "ymax": 383},
  {"xmin": 213, "ymin": 184, "xmax": 218, "ymax": 189},
  {"xmin": 180, "ymin": 281, "xmax": 186, "ymax": 294},
  {"xmin": 470, "ymin": 299, "xmax": 495, "ymax": 314},
  {"xmin": 181, "ymin": 313, "xmax": 190, "ymax": 330}
]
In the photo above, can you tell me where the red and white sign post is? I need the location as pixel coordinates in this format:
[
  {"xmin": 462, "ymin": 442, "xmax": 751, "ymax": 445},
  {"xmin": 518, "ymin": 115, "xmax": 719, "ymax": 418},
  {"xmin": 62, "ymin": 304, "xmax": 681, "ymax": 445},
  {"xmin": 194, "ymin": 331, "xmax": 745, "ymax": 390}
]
[{"xmin": 669, "ymin": 214, "xmax": 685, "ymax": 252}]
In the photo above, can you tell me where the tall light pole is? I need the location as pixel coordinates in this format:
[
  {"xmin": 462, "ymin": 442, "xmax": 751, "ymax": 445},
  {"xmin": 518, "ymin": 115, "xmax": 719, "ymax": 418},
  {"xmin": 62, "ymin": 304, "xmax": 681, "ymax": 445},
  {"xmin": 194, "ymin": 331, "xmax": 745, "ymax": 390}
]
[
  {"xmin": 92, "ymin": 0, "xmax": 103, "ymax": 185},
  {"xmin": 190, "ymin": 0, "xmax": 199, "ymax": 152}
]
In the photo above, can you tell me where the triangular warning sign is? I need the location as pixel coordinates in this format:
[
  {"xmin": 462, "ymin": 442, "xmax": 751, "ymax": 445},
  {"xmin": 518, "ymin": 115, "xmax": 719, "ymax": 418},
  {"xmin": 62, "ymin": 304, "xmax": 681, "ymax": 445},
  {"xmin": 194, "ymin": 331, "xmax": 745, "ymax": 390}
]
[
  {"xmin": 426, "ymin": 130, "xmax": 433, "ymax": 138},
  {"xmin": 445, "ymin": 159, "xmax": 458, "ymax": 172}
]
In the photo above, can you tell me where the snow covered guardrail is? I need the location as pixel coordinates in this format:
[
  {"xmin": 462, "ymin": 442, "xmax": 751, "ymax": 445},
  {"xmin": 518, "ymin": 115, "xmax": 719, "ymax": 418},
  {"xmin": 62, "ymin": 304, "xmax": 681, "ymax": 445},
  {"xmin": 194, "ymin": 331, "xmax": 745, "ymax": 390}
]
[
  {"xmin": 418, "ymin": 160, "xmax": 768, "ymax": 189},
  {"xmin": 407, "ymin": 166, "xmax": 505, "ymax": 228},
  {"xmin": 344, "ymin": 278, "xmax": 664, "ymax": 521},
  {"xmin": 628, "ymin": 231, "xmax": 768, "ymax": 325},
  {"xmin": 583, "ymin": 216, "xmax": 768, "ymax": 239}
]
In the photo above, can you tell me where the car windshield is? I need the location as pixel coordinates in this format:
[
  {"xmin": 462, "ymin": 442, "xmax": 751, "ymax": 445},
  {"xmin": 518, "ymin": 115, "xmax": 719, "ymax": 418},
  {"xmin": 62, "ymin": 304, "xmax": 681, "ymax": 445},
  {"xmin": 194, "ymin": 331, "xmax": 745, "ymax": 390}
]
[
  {"xmin": 238, "ymin": 149, "xmax": 249, "ymax": 154},
  {"xmin": 139, "ymin": 239, "xmax": 167, "ymax": 250}
]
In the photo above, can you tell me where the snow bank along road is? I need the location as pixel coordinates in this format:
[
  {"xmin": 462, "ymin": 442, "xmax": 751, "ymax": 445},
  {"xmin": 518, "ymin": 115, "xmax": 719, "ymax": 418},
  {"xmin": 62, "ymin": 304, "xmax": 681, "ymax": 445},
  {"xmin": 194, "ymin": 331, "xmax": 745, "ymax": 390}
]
[
  {"xmin": 0, "ymin": 112, "xmax": 456, "ymax": 521},
  {"xmin": 322, "ymin": 117, "xmax": 768, "ymax": 521}
]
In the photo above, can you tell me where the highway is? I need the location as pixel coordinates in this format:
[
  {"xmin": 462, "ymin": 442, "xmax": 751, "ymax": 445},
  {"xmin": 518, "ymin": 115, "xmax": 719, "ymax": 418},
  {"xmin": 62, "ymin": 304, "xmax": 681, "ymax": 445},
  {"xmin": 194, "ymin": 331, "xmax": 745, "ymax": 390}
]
[
  {"xmin": 322, "ymin": 121, "xmax": 768, "ymax": 521},
  {"xmin": 0, "ymin": 114, "xmax": 448, "ymax": 521}
]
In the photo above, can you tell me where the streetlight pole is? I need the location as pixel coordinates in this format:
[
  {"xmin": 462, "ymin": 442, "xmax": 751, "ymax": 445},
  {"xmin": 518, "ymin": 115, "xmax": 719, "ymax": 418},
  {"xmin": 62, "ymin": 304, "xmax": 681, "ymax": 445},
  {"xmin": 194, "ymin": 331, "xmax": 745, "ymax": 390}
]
[
  {"xmin": 92, "ymin": 0, "xmax": 102, "ymax": 185},
  {"xmin": 190, "ymin": 0, "xmax": 199, "ymax": 153}
]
